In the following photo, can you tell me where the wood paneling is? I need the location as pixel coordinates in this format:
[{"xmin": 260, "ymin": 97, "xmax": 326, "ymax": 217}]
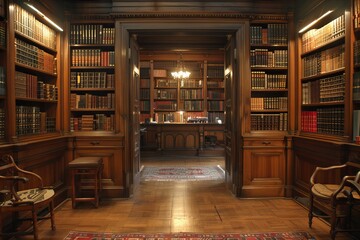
[
  {"xmin": 73, "ymin": 135, "xmax": 125, "ymax": 198},
  {"xmin": 140, "ymin": 123, "xmax": 224, "ymax": 156},
  {"xmin": 242, "ymin": 136, "xmax": 287, "ymax": 197}
]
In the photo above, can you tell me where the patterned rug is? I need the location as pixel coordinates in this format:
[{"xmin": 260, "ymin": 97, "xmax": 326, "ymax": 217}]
[
  {"xmin": 64, "ymin": 231, "xmax": 316, "ymax": 240},
  {"xmin": 140, "ymin": 165, "xmax": 225, "ymax": 181}
]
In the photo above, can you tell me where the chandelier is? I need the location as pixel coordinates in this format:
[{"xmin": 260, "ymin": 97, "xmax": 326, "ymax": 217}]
[{"xmin": 171, "ymin": 54, "xmax": 191, "ymax": 79}]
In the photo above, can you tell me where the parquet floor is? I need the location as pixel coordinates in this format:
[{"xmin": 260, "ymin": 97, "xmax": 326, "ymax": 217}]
[{"xmin": 17, "ymin": 156, "xmax": 355, "ymax": 239}]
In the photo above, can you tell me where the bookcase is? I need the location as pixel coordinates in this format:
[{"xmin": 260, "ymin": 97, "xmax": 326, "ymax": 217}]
[
  {"xmin": 353, "ymin": 0, "xmax": 360, "ymax": 141},
  {"xmin": 241, "ymin": 18, "xmax": 292, "ymax": 198},
  {"xmin": 69, "ymin": 22, "xmax": 115, "ymax": 132},
  {"xmin": 298, "ymin": 11, "xmax": 350, "ymax": 141},
  {"xmin": 250, "ymin": 22, "xmax": 289, "ymax": 131},
  {"xmin": 152, "ymin": 60, "xmax": 179, "ymax": 122},
  {"xmin": 140, "ymin": 61, "xmax": 151, "ymax": 122},
  {"xmin": 139, "ymin": 56, "xmax": 224, "ymax": 124},
  {"xmin": 206, "ymin": 63, "xmax": 225, "ymax": 123},
  {"xmin": 5, "ymin": 1, "xmax": 61, "ymax": 142},
  {"xmin": 0, "ymin": 0, "xmax": 5, "ymax": 142}
]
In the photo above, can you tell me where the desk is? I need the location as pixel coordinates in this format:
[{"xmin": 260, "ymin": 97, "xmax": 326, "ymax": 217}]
[{"xmin": 140, "ymin": 123, "xmax": 225, "ymax": 156}]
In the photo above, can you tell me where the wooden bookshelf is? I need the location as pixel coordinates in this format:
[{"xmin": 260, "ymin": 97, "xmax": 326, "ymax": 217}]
[
  {"xmin": 354, "ymin": 0, "xmax": 360, "ymax": 141},
  {"xmin": 0, "ymin": 8, "xmax": 5, "ymax": 141},
  {"xmin": 5, "ymin": 2, "xmax": 61, "ymax": 141},
  {"xmin": 69, "ymin": 22, "xmax": 116, "ymax": 132},
  {"xmin": 250, "ymin": 22, "xmax": 289, "ymax": 132},
  {"xmin": 206, "ymin": 63, "xmax": 225, "ymax": 123},
  {"xmin": 298, "ymin": 11, "xmax": 351, "ymax": 141},
  {"xmin": 140, "ymin": 55, "xmax": 224, "ymax": 124}
]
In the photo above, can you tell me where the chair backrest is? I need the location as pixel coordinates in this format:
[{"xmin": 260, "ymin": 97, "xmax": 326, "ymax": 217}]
[{"xmin": 0, "ymin": 154, "xmax": 44, "ymax": 202}]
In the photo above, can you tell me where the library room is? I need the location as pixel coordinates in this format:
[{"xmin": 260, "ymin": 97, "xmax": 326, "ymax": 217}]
[{"xmin": 0, "ymin": 0, "xmax": 360, "ymax": 239}]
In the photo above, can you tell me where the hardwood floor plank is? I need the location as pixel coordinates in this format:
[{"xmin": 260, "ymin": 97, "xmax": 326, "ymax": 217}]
[{"xmin": 15, "ymin": 156, "xmax": 355, "ymax": 239}]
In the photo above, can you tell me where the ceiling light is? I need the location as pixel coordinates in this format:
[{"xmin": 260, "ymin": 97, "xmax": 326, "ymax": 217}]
[
  {"xmin": 25, "ymin": 2, "xmax": 63, "ymax": 32},
  {"xmin": 171, "ymin": 54, "xmax": 191, "ymax": 79},
  {"xmin": 299, "ymin": 10, "xmax": 333, "ymax": 33}
]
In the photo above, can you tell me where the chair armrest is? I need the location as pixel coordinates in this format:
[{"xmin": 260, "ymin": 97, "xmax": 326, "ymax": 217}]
[
  {"xmin": 346, "ymin": 180, "xmax": 360, "ymax": 195},
  {"xmin": 0, "ymin": 175, "xmax": 29, "ymax": 183},
  {"xmin": 331, "ymin": 175, "xmax": 356, "ymax": 198},
  {"xmin": 310, "ymin": 164, "xmax": 347, "ymax": 186}
]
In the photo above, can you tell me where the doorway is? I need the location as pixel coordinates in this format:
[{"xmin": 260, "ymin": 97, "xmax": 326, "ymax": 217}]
[{"xmin": 118, "ymin": 20, "xmax": 246, "ymax": 196}]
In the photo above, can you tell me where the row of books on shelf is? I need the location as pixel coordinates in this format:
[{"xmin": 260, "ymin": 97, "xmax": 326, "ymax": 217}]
[
  {"xmin": 140, "ymin": 89, "xmax": 150, "ymax": 99},
  {"xmin": 180, "ymin": 79, "xmax": 203, "ymax": 88},
  {"xmin": 155, "ymin": 78, "xmax": 178, "ymax": 88},
  {"xmin": 250, "ymin": 49, "xmax": 288, "ymax": 68},
  {"xmin": 353, "ymin": 71, "xmax": 360, "ymax": 101},
  {"xmin": 0, "ymin": 21, "xmax": 5, "ymax": 48},
  {"xmin": 301, "ymin": 14, "xmax": 345, "ymax": 54},
  {"xmin": 0, "ymin": 66, "xmax": 5, "ymax": 95},
  {"xmin": 70, "ymin": 114, "xmax": 114, "ymax": 131},
  {"xmin": 140, "ymin": 111, "xmax": 223, "ymax": 124},
  {"xmin": 182, "ymin": 100, "xmax": 203, "ymax": 111},
  {"xmin": 155, "ymin": 89, "xmax": 176, "ymax": 99},
  {"xmin": 354, "ymin": 0, "xmax": 360, "ymax": 29},
  {"xmin": 154, "ymin": 101, "xmax": 177, "ymax": 111},
  {"xmin": 251, "ymin": 113, "xmax": 288, "ymax": 131},
  {"xmin": 207, "ymin": 80, "xmax": 224, "ymax": 88},
  {"xmin": 207, "ymin": 66, "xmax": 224, "ymax": 78},
  {"xmin": 140, "ymin": 78, "xmax": 150, "ymax": 88},
  {"xmin": 15, "ymin": 71, "xmax": 57, "ymax": 100},
  {"xmin": 140, "ymin": 67, "xmax": 150, "ymax": 79},
  {"xmin": 208, "ymin": 101, "xmax": 224, "ymax": 111},
  {"xmin": 302, "ymin": 74, "xmax": 345, "ymax": 104},
  {"xmin": 70, "ymin": 71, "xmax": 115, "ymax": 89},
  {"xmin": 207, "ymin": 90, "xmax": 224, "ymax": 99},
  {"xmin": 354, "ymin": 40, "xmax": 360, "ymax": 66},
  {"xmin": 71, "ymin": 49, "xmax": 115, "ymax": 67},
  {"xmin": 250, "ymin": 23, "xmax": 288, "ymax": 45},
  {"xmin": 302, "ymin": 44, "xmax": 345, "ymax": 78},
  {"xmin": 153, "ymin": 61, "xmax": 177, "ymax": 70},
  {"xmin": 0, "ymin": 108, "xmax": 4, "ymax": 139},
  {"xmin": 16, "ymin": 106, "xmax": 56, "ymax": 136},
  {"xmin": 208, "ymin": 112, "xmax": 225, "ymax": 123},
  {"xmin": 353, "ymin": 109, "xmax": 360, "ymax": 141},
  {"xmin": 14, "ymin": 4, "xmax": 57, "ymax": 50},
  {"xmin": 70, "ymin": 24, "xmax": 115, "ymax": 45},
  {"xmin": 70, "ymin": 93, "xmax": 115, "ymax": 109},
  {"xmin": 140, "ymin": 100, "xmax": 150, "ymax": 112},
  {"xmin": 301, "ymin": 108, "xmax": 344, "ymax": 135},
  {"xmin": 180, "ymin": 89, "xmax": 203, "ymax": 99},
  {"xmin": 15, "ymin": 38, "xmax": 56, "ymax": 74},
  {"xmin": 251, "ymin": 97, "xmax": 288, "ymax": 110},
  {"xmin": 251, "ymin": 71, "xmax": 287, "ymax": 89}
]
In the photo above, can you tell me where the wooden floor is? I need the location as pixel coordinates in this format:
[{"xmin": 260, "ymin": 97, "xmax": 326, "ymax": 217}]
[{"xmin": 17, "ymin": 156, "xmax": 355, "ymax": 239}]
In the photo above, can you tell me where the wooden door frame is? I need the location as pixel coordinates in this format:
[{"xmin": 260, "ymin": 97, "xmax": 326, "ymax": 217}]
[{"xmin": 117, "ymin": 19, "xmax": 246, "ymax": 196}]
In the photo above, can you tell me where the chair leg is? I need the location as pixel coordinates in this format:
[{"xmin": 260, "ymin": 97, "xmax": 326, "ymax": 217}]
[
  {"xmin": 71, "ymin": 171, "xmax": 76, "ymax": 209},
  {"xmin": 32, "ymin": 208, "xmax": 38, "ymax": 240},
  {"xmin": 330, "ymin": 204, "xmax": 337, "ymax": 240},
  {"xmin": 50, "ymin": 200, "xmax": 56, "ymax": 230},
  {"xmin": 308, "ymin": 193, "xmax": 314, "ymax": 228}
]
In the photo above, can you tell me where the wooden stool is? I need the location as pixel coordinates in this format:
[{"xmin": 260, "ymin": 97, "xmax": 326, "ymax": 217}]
[{"xmin": 68, "ymin": 157, "xmax": 103, "ymax": 208}]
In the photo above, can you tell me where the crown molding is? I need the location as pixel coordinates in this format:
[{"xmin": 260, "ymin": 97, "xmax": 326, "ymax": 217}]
[{"xmin": 67, "ymin": 12, "xmax": 289, "ymax": 21}]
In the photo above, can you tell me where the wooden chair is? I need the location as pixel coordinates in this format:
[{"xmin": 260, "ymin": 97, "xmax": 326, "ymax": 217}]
[
  {"xmin": 0, "ymin": 154, "xmax": 55, "ymax": 240},
  {"xmin": 309, "ymin": 164, "xmax": 360, "ymax": 239}
]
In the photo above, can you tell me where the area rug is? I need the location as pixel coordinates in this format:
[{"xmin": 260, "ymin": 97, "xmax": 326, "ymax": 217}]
[
  {"xmin": 64, "ymin": 231, "xmax": 316, "ymax": 240},
  {"xmin": 140, "ymin": 165, "xmax": 225, "ymax": 181}
]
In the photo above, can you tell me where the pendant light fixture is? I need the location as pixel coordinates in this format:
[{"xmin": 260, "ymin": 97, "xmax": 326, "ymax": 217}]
[{"xmin": 171, "ymin": 54, "xmax": 191, "ymax": 79}]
